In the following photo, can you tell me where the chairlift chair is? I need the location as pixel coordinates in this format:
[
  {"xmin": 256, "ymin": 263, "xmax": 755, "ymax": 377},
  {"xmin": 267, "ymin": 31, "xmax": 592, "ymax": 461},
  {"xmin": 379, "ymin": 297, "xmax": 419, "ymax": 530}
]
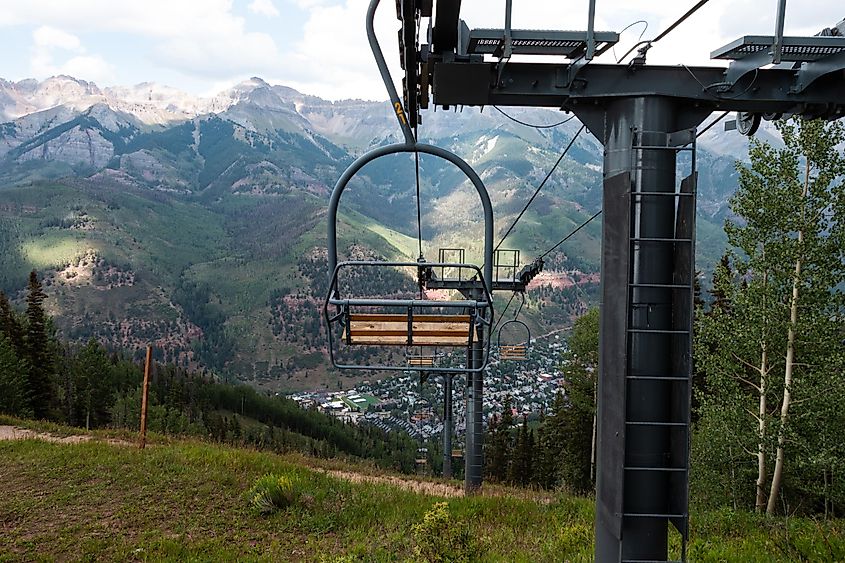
[
  {"xmin": 498, "ymin": 319, "xmax": 531, "ymax": 360},
  {"xmin": 497, "ymin": 293, "xmax": 531, "ymax": 361},
  {"xmin": 323, "ymin": 143, "xmax": 496, "ymax": 374}
]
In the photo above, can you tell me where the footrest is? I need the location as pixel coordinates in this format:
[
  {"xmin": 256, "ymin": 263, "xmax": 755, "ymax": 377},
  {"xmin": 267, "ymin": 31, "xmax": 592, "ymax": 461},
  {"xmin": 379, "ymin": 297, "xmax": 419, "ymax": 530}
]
[
  {"xmin": 711, "ymin": 35, "xmax": 845, "ymax": 62},
  {"xmin": 408, "ymin": 356, "xmax": 436, "ymax": 367},
  {"xmin": 466, "ymin": 29, "xmax": 618, "ymax": 58}
]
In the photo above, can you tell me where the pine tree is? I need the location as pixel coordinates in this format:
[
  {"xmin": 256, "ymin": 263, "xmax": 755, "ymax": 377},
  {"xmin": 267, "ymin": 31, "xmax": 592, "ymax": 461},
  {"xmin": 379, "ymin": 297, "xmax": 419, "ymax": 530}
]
[
  {"xmin": 0, "ymin": 291, "xmax": 25, "ymax": 356},
  {"xmin": 0, "ymin": 335, "xmax": 31, "ymax": 417},
  {"xmin": 555, "ymin": 309, "xmax": 598, "ymax": 493},
  {"xmin": 534, "ymin": 407, "xmax": 558, "ymax": 489},
  {"xmin": 24, "ymin": 271, "xmax": 54, "ymax": 418},
  {"xmin": 488, "ymin": 397, "xmax": 514, "ymax": 483},
  {"xmin": 69, "ymin": 339, "xmax": 113, "ymax": 429},
  {"xmin": 511, "ymin": 415, "xmax": 534, "ymax": 486}
]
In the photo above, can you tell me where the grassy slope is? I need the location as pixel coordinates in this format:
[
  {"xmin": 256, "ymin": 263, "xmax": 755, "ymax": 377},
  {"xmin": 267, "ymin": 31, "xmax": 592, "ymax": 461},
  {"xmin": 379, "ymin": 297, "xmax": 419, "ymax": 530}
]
[{"xmin": 0, "ymin": 427, "xmax": 841, "ymax": 562}]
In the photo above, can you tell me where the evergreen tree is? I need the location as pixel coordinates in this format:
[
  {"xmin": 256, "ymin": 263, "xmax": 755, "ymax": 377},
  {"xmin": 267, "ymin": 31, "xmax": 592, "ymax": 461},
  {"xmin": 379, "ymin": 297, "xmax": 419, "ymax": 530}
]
[
  {"xmin": 488, "ymin": 397, "xmax": 515, "ymax": 483},
  {"xmin": 534, "ymin": 406, "xmax": 558, "ymax": 489},
  {"xmin": 0, "ymin": 336, "xmax": 31, "ymax": 417},
  {"xmin": 511, "ymin": 415, "xmax": 534, "ymax": 486},
  {"xmin": 0, "ymin": 291, "xmax": 25, "ymax": 355},
  {"xmin": 24, "ymin": 271, "xmax": 54, "ymax": 418},
  {"xmin": 556, "ymin": 308, "xmax": 598, "ymax": 493},
  {"xmin": 69, "ymin": 340, "xmax": 114, "ymax": 429}
]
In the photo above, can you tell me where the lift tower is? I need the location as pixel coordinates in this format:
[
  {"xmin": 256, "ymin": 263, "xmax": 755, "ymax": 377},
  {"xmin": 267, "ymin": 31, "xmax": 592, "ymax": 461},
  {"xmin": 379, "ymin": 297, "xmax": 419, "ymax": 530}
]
[{"xmin": 391, "ymin": 0, "xmax": 845, "ymax": 561}]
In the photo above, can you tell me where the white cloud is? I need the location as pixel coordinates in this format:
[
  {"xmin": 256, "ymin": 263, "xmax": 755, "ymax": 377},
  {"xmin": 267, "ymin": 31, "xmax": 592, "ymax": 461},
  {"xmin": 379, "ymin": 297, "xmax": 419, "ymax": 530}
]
[
  {"xmin": 29, "ymin": 26, "xmax": 114, "ymax": 83},
  {"xmin": 248, "ymin": 0, "xmax": 280, "ymax": 17},
  {"xmin": 280, "ymin": 0, "xmax": 402, "ymax": 100},
  {"xmin": 33, "ymin": 25, "xmax": 81, "ymax": 50},
  {"xmin": 293, "ymin": 0, "xmax": 336, "ymax": 8},
  {"xmin": 59, "ymin": 55, "xmax": 115, "ymax": 82},
  {"xmin": 4, "ymin": 1, "xmax": 283, "ymax": 83}
]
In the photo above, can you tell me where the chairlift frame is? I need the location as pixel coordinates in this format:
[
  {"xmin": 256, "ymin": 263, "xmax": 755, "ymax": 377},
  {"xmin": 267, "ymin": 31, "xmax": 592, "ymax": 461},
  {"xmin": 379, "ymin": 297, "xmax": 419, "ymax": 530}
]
[
  {"xmin": 498, "ymin": 319, "xmax": 531, "ymax": 360},
  {"xmin": 496, "ymin": 293, "xmax": 531, "ymax": 361},
  {"xmin": 324, "ymin": 142, "xmax": 496, "ymax": 374}
]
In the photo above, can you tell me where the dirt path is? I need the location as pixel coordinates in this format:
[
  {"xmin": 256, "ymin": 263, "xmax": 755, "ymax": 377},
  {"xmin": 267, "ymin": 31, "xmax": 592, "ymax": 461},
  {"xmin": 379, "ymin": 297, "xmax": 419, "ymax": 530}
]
[
  {"xmin": 0, "ymin": 425, "xmax": 133, "ymax": 446},
  {"xmin": 318, "ymin": 469, "xmax": 465, "ymax": 497}
]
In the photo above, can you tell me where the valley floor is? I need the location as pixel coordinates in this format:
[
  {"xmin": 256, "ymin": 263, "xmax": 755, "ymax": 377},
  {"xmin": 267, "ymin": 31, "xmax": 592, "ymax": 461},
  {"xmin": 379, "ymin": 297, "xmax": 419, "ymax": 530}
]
[{"xmin": 0, "ymin": 420, "xmax": 842, "ymax": 562}]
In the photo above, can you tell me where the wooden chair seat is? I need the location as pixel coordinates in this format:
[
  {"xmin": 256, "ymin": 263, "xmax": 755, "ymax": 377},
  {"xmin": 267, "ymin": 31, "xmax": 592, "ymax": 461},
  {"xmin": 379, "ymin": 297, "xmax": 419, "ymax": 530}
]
[
  {"xmin": 500, "ymin": 345, "xmax": 527, "ymax": 360},
  {"xmin": 344, "ymin": 313, "xmax": 472, "ymax": 347},
  {"xmin": 408, "ymin": 357, "xmax": 436, "ymax": 367}
]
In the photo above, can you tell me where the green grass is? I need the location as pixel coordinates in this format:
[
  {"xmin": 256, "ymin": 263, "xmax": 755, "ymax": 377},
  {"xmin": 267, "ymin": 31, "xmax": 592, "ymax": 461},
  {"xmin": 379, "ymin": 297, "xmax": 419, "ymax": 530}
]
[{"xmin": 0, "ymin": 428, "xmax": 842, "ymax": 562}]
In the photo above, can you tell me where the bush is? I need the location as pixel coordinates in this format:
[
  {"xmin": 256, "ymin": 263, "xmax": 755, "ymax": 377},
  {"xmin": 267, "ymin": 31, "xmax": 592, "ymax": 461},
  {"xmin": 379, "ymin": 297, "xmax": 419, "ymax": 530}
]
[
  {"xmin": 247, "ymin": 473, "xmax": 297, "ymax": 514},
  {"xmin": 412, "ymin": 502, "xmax": 480, "ymax": 562}
]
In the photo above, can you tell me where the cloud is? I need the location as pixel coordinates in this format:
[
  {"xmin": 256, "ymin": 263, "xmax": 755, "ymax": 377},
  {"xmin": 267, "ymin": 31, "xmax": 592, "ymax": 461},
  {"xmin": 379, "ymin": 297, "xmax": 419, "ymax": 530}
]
[
  {"xmin": 279, "ymin": 0, "xmax": 403, "ymax": 100},
  {"xmin": 3, "ymin": 1, "xmax": 283, "ymax": 83},
  {"xmin": 248, "ymin": 0, "xmax": 280, "ymax": 18},
  {"xmin": 28, "ymin": 25, "xmax": 115, "ymax": 84},
  {"xmin": 33, "ymin": 25, "xmax": 81, "ymax": 50}
]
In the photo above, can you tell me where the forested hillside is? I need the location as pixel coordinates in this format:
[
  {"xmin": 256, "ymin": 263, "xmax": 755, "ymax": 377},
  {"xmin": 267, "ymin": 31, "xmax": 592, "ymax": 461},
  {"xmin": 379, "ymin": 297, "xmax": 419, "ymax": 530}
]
[{"xmin": 0, "ymin": 273, "xmax": 418, "ymax": 471}]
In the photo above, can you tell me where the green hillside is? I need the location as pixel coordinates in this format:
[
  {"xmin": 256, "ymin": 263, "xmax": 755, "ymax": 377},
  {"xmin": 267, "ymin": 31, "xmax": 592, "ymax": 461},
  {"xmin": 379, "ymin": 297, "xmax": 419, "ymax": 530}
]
[
  {"xmin": 1, "ymin": 430, "xmax": 841, "ymax": 562},
  {"xmin": 0, "ymin": 177, "xmax": 424, "ymax": 388}
]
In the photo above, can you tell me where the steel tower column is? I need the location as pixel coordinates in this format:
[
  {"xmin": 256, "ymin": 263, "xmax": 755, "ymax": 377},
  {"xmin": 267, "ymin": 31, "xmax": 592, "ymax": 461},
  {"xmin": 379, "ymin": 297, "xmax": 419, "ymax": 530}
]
[
  {"xmin": 443, "ymin": 373, "xmax": 453, "ymax": 479},
  {"xmin": 595, "ymin": 96, "xmax": 680, "ymax": 562},
  {"xmin": 465, "ymin": 313, "xmax": 485, "ymax": 492}
]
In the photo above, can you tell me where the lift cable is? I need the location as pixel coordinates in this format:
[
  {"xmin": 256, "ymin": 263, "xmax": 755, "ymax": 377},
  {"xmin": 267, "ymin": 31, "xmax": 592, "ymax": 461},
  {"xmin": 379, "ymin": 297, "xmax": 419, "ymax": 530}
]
[
  {"xmin": 615, "ymin": 0, "xmax": 712, "ymax": 63},
  {"xmin": 653, "ymin": 0, "xmax": 711, "ymax": 43},
  {"xmin": 695, "ymin": 110, "xmax": 731, "ymax": 138},
  {"xmin": 494, "ymin": 124, "xmax": 586, "ymax": 254},
  {"xmin": 538, "ymin": 209, "xmax": 603, "ymax": 260},
  {"xmin": 492, "ymin": 106, "xmax": 577, "ymax": 129},
  {"xmin": 414, "ymin": 126, "xmax": 423, "ymax": 259},
  {"xmin": 492, "ymin": 291, "xmax": 516, "ymax": 335},
  {"xmin": 532, "ymin": 110, "xmax": 724, "ymax": 262}
]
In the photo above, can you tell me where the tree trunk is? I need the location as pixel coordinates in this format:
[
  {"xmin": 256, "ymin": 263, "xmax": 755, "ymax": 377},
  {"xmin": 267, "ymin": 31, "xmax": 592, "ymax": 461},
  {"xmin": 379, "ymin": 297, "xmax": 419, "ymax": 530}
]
[
  {"xmin": 766, "ymin": 159, "xmax": 810, "ymax": 515},
  {"xmin": 755, "ymin": 341, "xmax": 768, "ymax": 513},
  {"xmin": 766, "ymin": 252, "xmax": 801, "ymax": 514},
  {"xmin": 590, "ymin": 377, "xmax": 597, "ymax": 485}
]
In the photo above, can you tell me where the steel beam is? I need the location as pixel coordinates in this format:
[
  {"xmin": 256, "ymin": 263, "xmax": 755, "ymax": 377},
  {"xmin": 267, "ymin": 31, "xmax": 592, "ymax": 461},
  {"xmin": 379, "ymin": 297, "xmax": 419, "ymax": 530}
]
[{"xmin": 432, "ymin": 61, "xmax": 845, "ymax": 119}]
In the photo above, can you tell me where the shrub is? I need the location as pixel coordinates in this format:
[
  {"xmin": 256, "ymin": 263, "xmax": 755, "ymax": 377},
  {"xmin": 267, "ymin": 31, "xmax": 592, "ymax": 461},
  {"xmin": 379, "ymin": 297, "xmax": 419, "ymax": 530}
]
[
  {"xmin": 412, "ymin": 502, "xmax": 480, "ymax": 562},
  {"xmin": 247, "ymin": 473, "xmax": 297, "ymax": 514}
]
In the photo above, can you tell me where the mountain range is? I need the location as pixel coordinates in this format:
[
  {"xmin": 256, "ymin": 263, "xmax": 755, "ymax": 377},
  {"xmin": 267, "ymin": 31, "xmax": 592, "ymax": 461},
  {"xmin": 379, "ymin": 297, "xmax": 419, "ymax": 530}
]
[{"xmin": 0, "ymin": 75, "xmax": 757, "ymax": 390}]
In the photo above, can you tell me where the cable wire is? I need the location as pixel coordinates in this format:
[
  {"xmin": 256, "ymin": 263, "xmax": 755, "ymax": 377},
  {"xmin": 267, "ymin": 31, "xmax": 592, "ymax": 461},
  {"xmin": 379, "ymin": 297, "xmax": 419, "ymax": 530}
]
[
  {"xmin": 696, "ymin": 110, "xmax": 731, "ymax": 138},
  {"xmin": 494, "ymin": 124, "xmax": 586, "ymax": 253},
  {"xmin": 413, "ymin": 131, "xmax": 423, "ymax": 259},
  {"xmin": 539, "ymin": 209, "xmax": 603, "ymax": 260},
  {"xmin": 492, "ymin": 106, "xmax": 576, "ymax": 129},
  {"xmin": 653, "ymin": 0, "xmax": 711, "ymax": 43},
  {"xmin": 615, "ymin": 0, "xmax": 712, "ymax": 64},
  {"xmin": 613, "ymin": 20, "xmax": 648, "ymax": 63},
  {"xmin": 492, "ymin": 292, "xmax": 516, "ymax": 335}
]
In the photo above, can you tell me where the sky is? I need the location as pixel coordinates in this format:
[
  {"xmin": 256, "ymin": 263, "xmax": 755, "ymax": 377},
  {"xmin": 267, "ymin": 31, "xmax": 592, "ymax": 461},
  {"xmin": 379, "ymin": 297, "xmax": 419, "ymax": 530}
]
[{"xmin": 0, "ymin": 0, "xmax": 840, "ymax": 101}]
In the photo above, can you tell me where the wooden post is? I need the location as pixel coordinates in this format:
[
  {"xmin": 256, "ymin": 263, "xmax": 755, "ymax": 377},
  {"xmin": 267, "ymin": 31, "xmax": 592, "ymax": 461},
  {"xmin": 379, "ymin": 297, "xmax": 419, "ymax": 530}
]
[{"xmin": 139, "ymin": 345, "xmax": 152, "ymax": 449}]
